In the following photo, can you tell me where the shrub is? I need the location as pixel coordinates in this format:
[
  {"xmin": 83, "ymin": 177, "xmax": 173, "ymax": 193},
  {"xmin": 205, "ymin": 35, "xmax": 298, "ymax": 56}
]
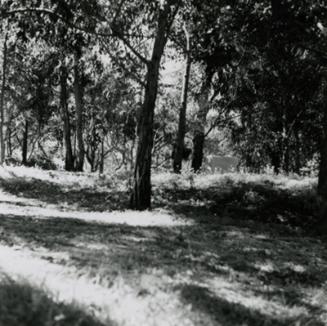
[{"xmin": 27, "ymin": 154, "xmax": 57, "ymax": 171}]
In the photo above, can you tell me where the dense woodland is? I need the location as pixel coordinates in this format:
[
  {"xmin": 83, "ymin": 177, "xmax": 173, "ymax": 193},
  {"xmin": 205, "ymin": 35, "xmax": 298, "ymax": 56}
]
[
  {"xmin": 2, "ymin": 1, "xmax": 327, "ymax": 325},
  {"xmin": 0, "ymin": 0, "xmax": 327, "ymax": 220}
]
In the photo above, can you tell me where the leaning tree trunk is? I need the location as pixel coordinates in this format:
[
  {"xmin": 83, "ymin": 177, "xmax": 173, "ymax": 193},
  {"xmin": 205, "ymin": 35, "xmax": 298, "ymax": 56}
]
[
  {"xmin": 60, "ymin": 64, "xmax": 74, "ymax": 171},
  {"xmin": 173, "ymin": 23, "xmax": 191, "ymax": 173},
  {"xmin": 0, "ymin": 32, "xmax": 8, "ymax": 165},
  {"xmin": 191, "ymin": 73, "xmax": 213, "ymax": 172},
  {"xmin": 130, "ymin": 3, "xmax": 176, "ymax": 210},
  {"xmin": 73, "ymin": 50, "xmax": 85, "ymax": 172}
]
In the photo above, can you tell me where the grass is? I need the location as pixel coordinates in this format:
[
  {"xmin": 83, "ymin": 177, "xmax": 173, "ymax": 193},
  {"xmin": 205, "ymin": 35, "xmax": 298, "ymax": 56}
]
[
  {"xmin": 0, "ymin": 275, "xmax": 110, "ymax": 326},
  {"xmin": 0, "ymin": 166, "xmax": 325, "ymax": 325}
]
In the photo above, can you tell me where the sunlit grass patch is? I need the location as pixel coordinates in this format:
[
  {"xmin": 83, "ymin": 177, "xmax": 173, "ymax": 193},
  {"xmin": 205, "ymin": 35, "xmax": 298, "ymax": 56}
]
[{"xmin": 0, "ymin": 166, "xmax": 105, "ymax": 189}]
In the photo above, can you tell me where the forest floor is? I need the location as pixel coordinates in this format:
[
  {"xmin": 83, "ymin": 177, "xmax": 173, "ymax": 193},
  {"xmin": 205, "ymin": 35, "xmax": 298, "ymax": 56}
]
[{"xmin": 0, "ymin": 166, "xmax": 326, "ymax": 326}]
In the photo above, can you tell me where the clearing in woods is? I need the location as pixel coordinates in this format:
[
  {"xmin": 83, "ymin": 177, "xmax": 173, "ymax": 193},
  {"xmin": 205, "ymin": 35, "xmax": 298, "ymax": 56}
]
[{"xmin": 0, "ymin": 166, "xmax": 326, "ymax": 326}]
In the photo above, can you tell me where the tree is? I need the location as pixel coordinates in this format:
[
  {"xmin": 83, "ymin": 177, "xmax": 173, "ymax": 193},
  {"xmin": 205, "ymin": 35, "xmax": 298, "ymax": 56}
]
[
  {"xmin": 59, "ymin": 61, "xmax": 74, "ymax": 171},
  {"xmin": 317, "ymin": 23, "xmax": 327, "ymax": 231},
  {"xmin": 1, "ymin": 0, "xmax": 101, "ymax": 171},
  {"xmin": 191, "ymin": 70, "xmax": 214, "ymax": 172},
  {"xmin": 0, "ymin": 30, "xmax": 8, "ymax": 165},
  {"xmin": 172, "ymin": 22, "xmax": 192, "ymax": 173},
  {"xmin": 127, "ymin": 0, "xmax": 181, "ymax": 209},
  {"xmin": 181, "ymin": 0, "xmax": 239, "ymax": 172},
  {"xmin": 73, "ymin": 46, "xmax": 85, "ymax": 171}
]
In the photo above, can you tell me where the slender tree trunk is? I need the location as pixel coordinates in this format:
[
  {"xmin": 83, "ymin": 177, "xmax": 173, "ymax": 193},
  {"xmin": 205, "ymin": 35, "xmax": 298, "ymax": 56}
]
[
  {"xmin": 271, "ymin": 150, "xmax": 281, "ymax": 174},
  {"xmin": 294, "ymin": 127, "xmax": 301, "ymax": 174},
  {"xmin": 88, "ymin": 155, "xmax": 95, "ymax": 172},
  {"xmin": 99, "ymin": 138, "xmax": 104, "ymax": 174},
  {"xmin": 130, "ymin": 137, "xmax": 135, "ymax": 172},
  {"xmin": 283, "ymin": 142, "xmax": 290, "ymax": 173},
  {"xmin": 6, "ymin": 124, "xmax": 11, "ymax": 157},
  {"xmin": 191, "ymin": 73, "xmax": 212, "ymax": 172},
  {"xmin": 0, "ymin": 32, "xmax": 8, "ymax": 165},
  {"xmin": 130, "ymin": 2, "xmax": 176, "ymax": 210},
  {"xmin": 73, "ymin": 50, "xmax": 85, "ymax": 172},
  {"xmin": 318, "ymin": 71, "xmax": 327, "ymax": 232},
  {"xmin": 318, "ymin": 116, "xmax": 327, "ymax": 231},
  {"xmin": 60, "ymin": 64, "xmax": 74, "ymax": 171},
  {"xmin": 173, "ymin": 23, "xmax": 191, "ymax": 173},
  {"xmin": 5, "ymin": 109, "xmax": 13, "ymax": 158},
  {"xmin": 22, "ymin": 120, "xmax": 28, "ymax": 165}
]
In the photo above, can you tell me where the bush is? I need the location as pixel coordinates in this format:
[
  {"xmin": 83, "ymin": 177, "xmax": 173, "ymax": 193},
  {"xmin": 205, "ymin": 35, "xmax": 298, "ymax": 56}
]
[
  {"xmin": 4, "ymin": 157, "xmax": 20, "ymax": 166},
  {"xmin": 27, "ymin": 155, "xmax": 57, "ymax": 171}
]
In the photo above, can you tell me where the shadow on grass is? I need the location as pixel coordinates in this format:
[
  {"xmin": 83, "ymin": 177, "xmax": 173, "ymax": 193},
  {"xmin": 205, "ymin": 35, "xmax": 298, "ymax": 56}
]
[
  {"xmin": 0, "ymin": 212, "xmax": 326, "ymax": 323},
  {"xmin": 0, "ymin": 173, "xmax": 326, "ymax": 323},
  {"xmin": 0, "ymin": 177, "xmax": 128, "ymax": 211},
  {"xmin": 0, "ymin": 214, "xmax": 197, "ymax": 278},
  {"xmin": 0, "ymin": 213, "xmax": 325, "ymax": 288},
  {"xmin": 153, "ymin": 179, "xmax": 318, "ymax": 229},
  {"xmin": 0, "ymin": 174, "xmax": 318, "ymax": 229},
  {"xmin": 179, "ymin": 284, "xmax": 324, "ymax": 326},
  {"xmin": 0, "ymin": 276, "xmax": 112, "ymax": 326}
]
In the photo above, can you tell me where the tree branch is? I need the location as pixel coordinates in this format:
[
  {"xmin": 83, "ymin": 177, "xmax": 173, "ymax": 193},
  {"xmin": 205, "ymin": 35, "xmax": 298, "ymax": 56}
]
[
  {"xmin": 111, "ymin": 27, "xmax": 149, "ymax": 65},
  {"xmin": 101, "ymin": 39, "xmax": 146, "ymax": 87}
]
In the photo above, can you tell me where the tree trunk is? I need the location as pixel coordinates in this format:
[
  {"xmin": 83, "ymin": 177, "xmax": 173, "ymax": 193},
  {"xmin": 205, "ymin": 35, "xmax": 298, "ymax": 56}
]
[
  {"xmin": 283, "ymin": 142, "xmax": 290, "ymax": 173},
  {"xmin": 99, "ymin": 138, "xmax": 104, "ymax": 174},
  {"xmin": 173, "ymin": 23, "xmax": 191, "ymax": 173},
  {"xmin": 0, "ymin": 32, "xmax": 8, "ymax": 165},
  {"xmin": 73, "ymin": 50, "xmax": 85, "ymax": 172},
  {"xmin": 191, "ymin": 73, "xmax": 212, "ymax": 172},
  {"xmin": 318, "ymin": 71, "xmax": 327, "ymax": 232},
  {"xmin": 318, "ymin": 118, "xmax": 327, "ymax": 231},
  {"xmin": 130, "ymin": 2, "xmax": 175, "ymax": 210},
  {"xmin": 294, "ymin": 126, "xmax": 301, "ymax": 174},
  {"xmin": 22, "ymin": 120, "xmax": 28, "ymax": 165},
  {"xmin": 271, "ymin": 150, "xmax": 281, "ymax": 174},
  {"xmin": 6, "ymin": 124, "xmax": 11, "ymax": 157},
  {"xmin": 60, "ymin": 64, "xmax": 74, "ymax": 171}
]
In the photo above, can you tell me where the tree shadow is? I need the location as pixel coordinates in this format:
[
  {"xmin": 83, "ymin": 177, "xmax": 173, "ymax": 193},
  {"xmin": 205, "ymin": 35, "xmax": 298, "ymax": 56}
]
[
  {"xmin": 0, "ymin": 173, "xmax": 326, "ymax": 323},
  {"xmin": 0, "ymin": 212, "xmax": 326, "ymax": 323},
  {"xmin": 153, "ymin": 179, "xmax": 318, "ymax": 229},
  {"xmin": 0, "ymin": 211, "xmax": 325, "ymax": 288},
  {"xmin": 178, "ymin": 284, "xmax": 324, "ymax": 326},
  {"xmin": 252, "ymin": 286, "xmax": 326, "ymax": 319},
  {"xmin": 0, "ymin": 176, "xmax": 128, "ymax": 211},
  {"xmin": 0, "ymin": 214, "xmax": 205, "ymax": 278},
  {"xmin": 0, "ymin": 173, "xmax": 318, "ymax": 229},
  {"xmin": 0, "ymin": 276, "xmax": 113, "ymax": 326}
]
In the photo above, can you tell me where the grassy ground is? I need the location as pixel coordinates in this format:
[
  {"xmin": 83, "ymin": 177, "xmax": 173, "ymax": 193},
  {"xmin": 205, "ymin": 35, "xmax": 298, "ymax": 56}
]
[{"xmin": 0, "ymin": 166, "xmax": 326, "ymax": 326}]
